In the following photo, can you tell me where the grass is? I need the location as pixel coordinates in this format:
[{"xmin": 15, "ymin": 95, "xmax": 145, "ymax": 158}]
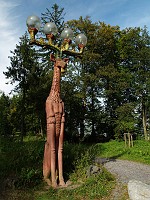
[
  {"xmin": 0, "ymin": 137, "xmax": 44, "ymax": 187},
  {"xmin": 92, "ymin": 139, "xmax": 150, "ymax": 165},
  {"xmin": 0, "ymin": 136, "xmax": 150, "ymax": 199},
  {"xmin": 35, "ymin": 169, "xmax": 114, "ymax": 200}
]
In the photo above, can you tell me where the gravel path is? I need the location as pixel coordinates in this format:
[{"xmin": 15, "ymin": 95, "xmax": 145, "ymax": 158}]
[
  {"xmin": 104, "ymin": 159, "xmax": 150, "ymax": 185},
  {"xmin": 101, "ymin": 159, "xmax": 150, "ymax": 199}
]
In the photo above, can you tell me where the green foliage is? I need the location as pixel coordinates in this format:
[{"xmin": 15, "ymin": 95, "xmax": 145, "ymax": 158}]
[
  {"xmin": 0, "ymin": 93, "xmax": 12, "ymax": 136},
  {"xmin": 114, "ymin": 102, "xmax": 137, "ymax": 139},
  {"xmin": 2, "ymin": 3, "xmax": 150, "ymax": 144},
  {"xmin": 0, "ymin": 137, "xmax": 44, "ymax": 188},
  {"xmin": 4, "ymin": 33, "xmax": 39, "ymax": 91},
  {"xmin": 41, "ymin": 3, "xmax": 65, "ymax": 32},
  {"xmin": 63, "ymin": 142, "xmax": 89, "ymax": 178}
]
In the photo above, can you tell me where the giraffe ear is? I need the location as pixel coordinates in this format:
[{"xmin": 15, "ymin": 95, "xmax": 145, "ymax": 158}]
[{"xmin": 50, "ymin": 54, "xmax": 56, "ymax": 62}]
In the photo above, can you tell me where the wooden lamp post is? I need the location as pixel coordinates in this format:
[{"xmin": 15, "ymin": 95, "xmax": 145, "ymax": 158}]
[{"xmin": 26, "ymin": 15, "xmax": 87, "ymax": 188}]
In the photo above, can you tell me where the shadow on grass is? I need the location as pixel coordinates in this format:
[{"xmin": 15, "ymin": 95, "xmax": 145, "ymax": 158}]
[
  {"xmin": 63, "ymin": 142, "xmax": 91, "ymax": 181},
  {"xmin": 0, "ymin": 138, "xmax": 117, "ymax": 200},
  {"xmin": 94, "ymin": 152, "xmax": 129, "ymax": 168},
  {"xmin": 0, "ymin": 138, "xmax": 89, "ymax": 186},
  {"xmin": 0, "ymin": 138, "xmax": 45, "ymax": 191},
  {"xmin": 0, "ymin": 138, "xmax": 108, "ymax": 193}
]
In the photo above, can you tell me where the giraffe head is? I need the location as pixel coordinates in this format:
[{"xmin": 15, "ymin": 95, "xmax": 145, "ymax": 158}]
[{"xmin": 50, "ymin": 54, "xmax": 69, "ymax": 72}]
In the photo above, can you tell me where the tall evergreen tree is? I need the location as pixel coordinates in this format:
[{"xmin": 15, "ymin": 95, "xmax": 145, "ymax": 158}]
[{"xmin": 4, "ymin": 33, "xmax": 40, "ymax": 141}]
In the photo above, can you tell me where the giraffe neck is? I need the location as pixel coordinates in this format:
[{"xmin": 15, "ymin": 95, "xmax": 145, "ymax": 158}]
[{"xmin": 49, "ymin": 65, "xmax": 61, "ymax": 103}]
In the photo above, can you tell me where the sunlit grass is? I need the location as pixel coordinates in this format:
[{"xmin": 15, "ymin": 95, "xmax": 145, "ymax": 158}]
[{"xmin": 93, "ymin": 140, "xmax": 150, "ymax": 165}]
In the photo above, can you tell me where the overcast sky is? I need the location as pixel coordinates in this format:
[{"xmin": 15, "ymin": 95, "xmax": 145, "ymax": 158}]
[{"xmin": 1, "ymin": 0, "xmax": 150, "ymax": 95}]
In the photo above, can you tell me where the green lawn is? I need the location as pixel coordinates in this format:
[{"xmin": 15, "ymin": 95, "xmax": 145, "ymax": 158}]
[
  {"xmin": 0, "ymin": 137, "xmax": 149, "ymax": 199},
  {"xmin": 93, "ymin": 139, "xmax": 150, "ymax": 165}
]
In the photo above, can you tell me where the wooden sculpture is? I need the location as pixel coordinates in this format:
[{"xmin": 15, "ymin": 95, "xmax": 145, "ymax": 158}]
[
  {"xmin": 43, "ymin": 54, "xmax": 69, "ymax": 188},
  {"xmin": 26, "ymin": 17, "xmax": 87, "ymax": 188}
]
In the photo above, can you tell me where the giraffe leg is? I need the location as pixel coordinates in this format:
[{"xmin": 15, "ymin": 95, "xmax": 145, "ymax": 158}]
[
  {"xmin": 43, "ymin": 124, "xmax": 51, "ymax": 186},
  {"xmin": 49, "ymin": 123, "xmax": 57, "ymax": 188},
  {"xmin": 58, "ymin": 121, "xmax": 66, "ymax": 186}
]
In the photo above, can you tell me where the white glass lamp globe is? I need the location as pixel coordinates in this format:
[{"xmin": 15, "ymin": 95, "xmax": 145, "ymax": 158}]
[
  {"xmin": 75, "ymin": 33, "xmax": 87, "ymax": 46},
  {"xmin": 26, "ymin": 15, "xmax": 41, "ymax": 30},
  {"xmin": 60, "ymin": 28, "xmax": 74, "ymax": 40},
  {"xmin": 43, "ymin": 22, "xmax": 58, "ymax": 35}
]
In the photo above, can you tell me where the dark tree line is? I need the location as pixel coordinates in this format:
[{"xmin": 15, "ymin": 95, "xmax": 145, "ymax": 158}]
[{"xmin": 1, "ymin": 4, "xmax": 150, "ymax": 142}]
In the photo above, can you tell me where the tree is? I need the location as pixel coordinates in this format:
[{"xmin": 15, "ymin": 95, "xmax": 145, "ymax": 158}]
[
  {"xmin": 118, "ymin": 27, "xmax": 150, "ymax": 140},
  {"xmin": 4, "ymin": 3, "xmax": 150, "ymax": 143},
  {"xmin": 67, "ymin": 18, "xmax": 127, "ymax": 140},
  {"xmin": 0, "ymin": 93, "xmax": 12, "ymax": 137},
  {"xmin": 114, "ymin": 102, "xmax": 137, "ymax": 139},
  {"xmin": 39, "ymin": 3, "xmax": 66, "ymax": 68},
  {"xmin": 66, "ymin": 17, "xmax": 102, "ymax": 140},
  {"xmin": 4, "ymin": 33, "xmax": 40, "ymax": 141}
]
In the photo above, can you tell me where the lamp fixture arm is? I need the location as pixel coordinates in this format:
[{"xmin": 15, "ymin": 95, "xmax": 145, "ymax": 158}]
[{"xmin": 29, "ymin": 37, "xmax": 84, "ymax": 58}]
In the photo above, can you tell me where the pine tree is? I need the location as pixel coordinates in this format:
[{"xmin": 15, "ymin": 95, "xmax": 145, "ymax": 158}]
[{"xmin": 4, "ymin": 33, "xmax": 40, "ymax": 141}]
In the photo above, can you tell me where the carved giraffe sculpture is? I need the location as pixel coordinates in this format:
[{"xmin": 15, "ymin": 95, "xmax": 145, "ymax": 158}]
[
  {"xmin": 43, "ymin": 54, "xmax": 69, "ymax": 188},
  {"xmin": 26, "ymin": 18, "xmax": 87, "ymax": 188}
]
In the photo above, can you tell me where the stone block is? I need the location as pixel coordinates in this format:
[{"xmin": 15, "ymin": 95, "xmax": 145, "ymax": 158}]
[{"xmin": 128, "ymin": 180, "xmax": 150, "ymax": 200}]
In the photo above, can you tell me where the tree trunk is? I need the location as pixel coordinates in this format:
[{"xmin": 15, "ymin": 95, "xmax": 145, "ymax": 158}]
[
  {"xmin": 80, "ymin": 100, "xmax": 86, "ymax": 140},
  {"xmin": 91, "ymin": 119, "xmax": 96, "ymax": 139},
  {"xmin": 20, "ymin": 88, "xmax": 26, "ymax": 142},
  {"xmin": 91, "ymin": 89, "xmax": 96, "ymax": 141},
  {"xmin": 80, "ymin": 120, "xmax": 85, "ymax": 139},
  {"xmin": 142, "ymin": 98, "xmax": 148, "ymax": 140}
]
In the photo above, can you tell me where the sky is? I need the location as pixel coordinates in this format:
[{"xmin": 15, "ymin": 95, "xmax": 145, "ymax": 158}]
[{"xmin": 1, "ymin": 0, "xmax": 150, "ymax": 95}]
